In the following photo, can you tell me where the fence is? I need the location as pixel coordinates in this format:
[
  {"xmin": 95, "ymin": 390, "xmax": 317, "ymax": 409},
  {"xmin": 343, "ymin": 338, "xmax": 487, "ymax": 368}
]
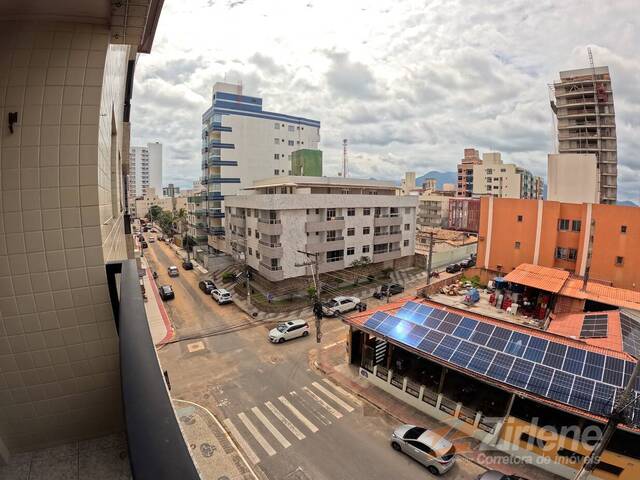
[{"xmin": 416, "ymin": 243, "xmax": 477, "ymax": 270}]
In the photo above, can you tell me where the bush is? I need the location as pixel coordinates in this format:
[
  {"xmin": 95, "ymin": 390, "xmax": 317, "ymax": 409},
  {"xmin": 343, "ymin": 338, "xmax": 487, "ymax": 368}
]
[
  {"xmin": 222, "ymin": 271, "xmax": 236, "ymax": 282},
  {"xmin": 381, "ymin": 267, "xmax": 393, "ymax": 279},
  {"xmin": 307, "ymin": 286, "xmax": 317, "ymax": 299}
]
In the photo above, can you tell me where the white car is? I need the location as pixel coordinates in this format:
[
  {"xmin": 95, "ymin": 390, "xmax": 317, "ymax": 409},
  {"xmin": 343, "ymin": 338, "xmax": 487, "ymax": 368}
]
[
  {"xmin": 211, "ymin": 288, "xmax": 232, "ymax": 305},
  {"xmin": 322, "ymin": 296, "xmax": 361, "ymax": 317},
  {"xmin": 167, "ymin": 266, "xmax": 179, "ymax": 277},
  {"xmin": 148, "ymin": 236, "xmax": 155, "ymax": 243},
  {"xmin": 269, "ymin": 320, "xmax": 310, "ymax": 343},
  {"xmin": 390, "ymin": 425, "xmax": 456, "ymax": 475}
]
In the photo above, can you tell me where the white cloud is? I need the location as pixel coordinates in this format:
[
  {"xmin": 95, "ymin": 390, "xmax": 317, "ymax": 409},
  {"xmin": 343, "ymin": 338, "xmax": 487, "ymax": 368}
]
[{"xmin": 131, "ymin": 0, "xmax": 640, "ymax": 201}]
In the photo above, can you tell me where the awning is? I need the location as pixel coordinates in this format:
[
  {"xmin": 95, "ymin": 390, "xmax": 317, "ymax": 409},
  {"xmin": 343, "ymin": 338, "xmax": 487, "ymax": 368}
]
[{"xmin": 503, "ymin": 264, "xmax": 570, "ymax": 293}]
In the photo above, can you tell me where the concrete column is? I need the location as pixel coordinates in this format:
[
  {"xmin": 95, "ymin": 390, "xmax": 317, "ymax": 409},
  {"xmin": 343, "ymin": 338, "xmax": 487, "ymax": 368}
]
[
  {"xmin": 436, "ymin": 393, "xmax": 443, "ymax": 409},
  {"xmin": 402, "ymin": 377, "xmax": 408, "ymax": 392},
  {"xmin": 386, "ymin": 369, "xmax": 392, "ymax": 383},
  {"xmin": 533, "ymin": 199, "xmax": 543, "ymax": 264},
  {"xmin": 418, "ymin": 385, "xmax": 425, "ymax": 401},
  {"xmin": 483, "ymin": 196, "xmax": 494, "ymax": 269},
  {"xmin": 454, "ymin": 403, "xmax": 462, "ymax": 418},
  {"xmin": 474, "ymin": 411, "xmax": 483, "ymax": 427}
]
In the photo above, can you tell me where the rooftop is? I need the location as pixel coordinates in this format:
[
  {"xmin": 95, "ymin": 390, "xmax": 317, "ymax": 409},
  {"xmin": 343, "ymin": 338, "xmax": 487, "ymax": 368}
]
[
  {"xmin": 503, "ymin": 264, "xmax": 570, "ymax": 294},
  {"xmin": 246, "ymin": 175, "xmax": 399, "ymax": 190}
]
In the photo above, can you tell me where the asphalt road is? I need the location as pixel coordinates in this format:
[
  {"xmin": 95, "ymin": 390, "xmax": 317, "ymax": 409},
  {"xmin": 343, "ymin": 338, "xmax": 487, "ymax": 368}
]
[{"xmin": 146, "ymin": 240, "xmax": 484, "ymax": 480}]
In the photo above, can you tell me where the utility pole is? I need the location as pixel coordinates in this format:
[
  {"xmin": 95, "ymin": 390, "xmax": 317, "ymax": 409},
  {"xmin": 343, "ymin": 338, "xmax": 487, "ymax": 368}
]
[
  {"xmin": 573, "ymin": 358, "xmax": 640, "ymax": 480},
  {"xmin": 295, "ymin": 250, "xmax": 322, "ymax": 343},
  {"xmin": 425, "ymin": 231, "xmax": 435, "ymax": 298}
]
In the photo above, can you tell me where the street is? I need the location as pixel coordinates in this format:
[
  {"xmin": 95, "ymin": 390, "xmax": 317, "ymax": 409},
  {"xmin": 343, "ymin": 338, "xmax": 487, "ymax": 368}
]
[{"xmin": 144, "ymin": 239, "xmax": 485, "ymax": 480}]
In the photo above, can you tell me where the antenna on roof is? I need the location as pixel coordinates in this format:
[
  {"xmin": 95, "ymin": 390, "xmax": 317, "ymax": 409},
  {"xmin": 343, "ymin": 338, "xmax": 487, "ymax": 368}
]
[{"xmin": 342, "ymin": 139, "xmax": 348, "ymax": 178}]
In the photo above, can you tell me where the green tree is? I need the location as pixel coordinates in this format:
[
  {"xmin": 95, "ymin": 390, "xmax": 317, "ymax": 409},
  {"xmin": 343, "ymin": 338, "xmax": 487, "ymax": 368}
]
[
  {"xmin": 146, "ymin": 205, "xmax": 163, "ymax": 224},
  {"xmin": 350, "ymin": 256, "xmax": 371, "ymax": 285},
  {"xmin": 183, "ymin": 234, "xmax": 197, "ymax": 261},
  {"xmin": 157, "ymin": 210, "xmax": 174, "ymax": 236}
]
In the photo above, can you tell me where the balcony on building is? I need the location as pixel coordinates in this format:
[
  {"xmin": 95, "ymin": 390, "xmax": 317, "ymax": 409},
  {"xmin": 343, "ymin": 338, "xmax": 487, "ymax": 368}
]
[
  {"xmin": 257, "ymin": 212, "xmax": 283, "ymax": 235},
  {"xmin": 259, "ymin": 259, "xmax": 284, "ymax": 281},
  {"xmin": 258, "ymin": 236, "xmax": 283, "ymax": 258}
]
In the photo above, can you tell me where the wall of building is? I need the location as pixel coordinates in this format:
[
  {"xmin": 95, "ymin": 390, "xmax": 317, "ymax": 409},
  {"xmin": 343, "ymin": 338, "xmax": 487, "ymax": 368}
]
[
  {"xmin": 0, "ymin": 20, "xmax": 128, "ymax": 451},
  {"xmin": 547, "ymin": 153, "xmax": 599, "ymax": 204}
]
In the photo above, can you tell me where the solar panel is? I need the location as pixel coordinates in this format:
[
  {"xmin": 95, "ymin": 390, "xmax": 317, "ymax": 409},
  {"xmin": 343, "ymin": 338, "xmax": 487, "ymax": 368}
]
[
  {"xmin": 620, "ymin": 310, "xmax": 640, "ymax": 358},
  {"xmin": 358, "ymin": 301, "xmax": 635, "ymax": 419},
  {"xmin": 580, "ymin": 313, "xmax": 609, "ymax": 339}
]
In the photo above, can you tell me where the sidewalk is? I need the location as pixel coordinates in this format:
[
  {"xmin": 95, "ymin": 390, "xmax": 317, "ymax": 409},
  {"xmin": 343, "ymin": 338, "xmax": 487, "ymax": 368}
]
[
  {"xmin": 166, "ymin": 242, "xmax": 209, "ymax": 275},
  {"xmin": 313, "ymin": 342, "xmax": 563, "ymax": 480},
  {"xmin": 140, "ymin": 256, "xmax": 174, "ymax": 345}
]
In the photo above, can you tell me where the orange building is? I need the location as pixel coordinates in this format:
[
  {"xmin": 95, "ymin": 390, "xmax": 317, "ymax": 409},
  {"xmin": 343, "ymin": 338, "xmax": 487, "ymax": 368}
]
[{"xmin": 477, "ymin": 197, "xmax": 640, "ymax": 290}]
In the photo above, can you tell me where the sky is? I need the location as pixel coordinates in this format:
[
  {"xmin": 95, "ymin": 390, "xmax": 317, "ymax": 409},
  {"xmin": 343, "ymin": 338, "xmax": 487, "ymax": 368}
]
[{"xmin": 131, "ymin": 0, "xmax": 640, "ymax": 202}]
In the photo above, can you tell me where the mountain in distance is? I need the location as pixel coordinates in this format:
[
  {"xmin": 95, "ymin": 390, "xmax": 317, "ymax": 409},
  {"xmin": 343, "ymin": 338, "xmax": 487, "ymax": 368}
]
[{"xmin": 414, "ymin": 171, "xmax": 457, "ymax": 189}]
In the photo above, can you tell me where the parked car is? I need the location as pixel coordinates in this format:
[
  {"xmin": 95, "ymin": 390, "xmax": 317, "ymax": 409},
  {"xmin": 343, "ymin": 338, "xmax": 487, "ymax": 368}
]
[
  {"xmin": 322, "ymin": 296, "xmax": 361, "ymax": 317},
  {"xmin": 198, "ymin": 280, "xmax": 216, "ymax": 294},
  {"xmin": 211, "ymin": 288, "xmax": 233, "ymax": 305},
  {"xmin": 373, "ymin": 283, "xmax": 405, "ymax": 299},
  {"xmin": 390, "ymin": 425, "xmax": 456, "ymax": 475},
  {"xmin": 167, "ymin": 266, "xmax": 179, "ymax": 277},
  {"xmin": 140, "ymin": 241, "xmax": 148, "ymax": 249},
  {"xmin": 182, "ymin": 260, "xmax": 194, "ymax": 270},
  {"xmin": 445, "ymin": 263, "xmax": 461, "ymax": 273},
  {"xmin": 460, "ymin": 256, "xmax": 476, "ymax": 269},
  {"xmin": 475, "ymin": 471, "xmax": 528, "ymax": 480},
  {"xmin": 159, "ymin": 285, "xmax": 174, "ymax": 301},
  {"xmin": 148, "ymin": 236, "xmax": 155, "ymax": 243},
  {"xmin": 268, "ymin": 320, "xmax": 310, "ymax": 343}
]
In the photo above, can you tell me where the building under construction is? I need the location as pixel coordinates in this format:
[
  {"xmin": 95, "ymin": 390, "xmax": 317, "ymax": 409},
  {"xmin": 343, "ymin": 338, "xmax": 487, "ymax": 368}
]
[{"xmin": 552, "ymin": 65, "xmax": 617, "ymax": 204}]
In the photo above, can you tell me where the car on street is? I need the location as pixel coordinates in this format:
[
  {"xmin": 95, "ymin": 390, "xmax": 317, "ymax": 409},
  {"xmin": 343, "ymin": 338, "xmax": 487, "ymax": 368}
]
[
  {"xmin": 390, "ymin": 424, "xmax": 456, "ymax": 475},
  {"xmin": 322, "ymin": 296, "xmax": 361, "ymax": 317},
  {"xmin": 182, "ymin": 260, "xmax": 194, "ymax": 270},
  {"xmin": 198, "ymin": 280, "xmax": 216, "ymax": 294},
  {"xmin": 373, "ymin": 283, "xmax": 405, "ymax": 299},
  {"xmin": 268, "ymin": 320, "xmax": 310, "ymax": 343},
  {"xmin": 475, "ymin": 471, "xmax": 528, "ymax": 480},
  {"xmin": 167, "ymin": 266, "xmax": 179, "ymax": 277},
  {"xmin": 140, "ymin": 241, "xmax": 148, "ymax": 249},
  {"xmin": 159, "ymin": 285, "xmax": 174, "ymax": 301},
  {"xmin": 445, "ymin": 263, "xmax": 461, "ymax": 273},
  {"xmin": 211, "ymin": 288, "xmax": 232, "ymax": 305},
  {"xmin": 460, "ymin": 257, "xmax": 476, "ymax": 269},
  {"xmin": 148, "ymin": 236, "xmax": 155, "ymax": 243}
]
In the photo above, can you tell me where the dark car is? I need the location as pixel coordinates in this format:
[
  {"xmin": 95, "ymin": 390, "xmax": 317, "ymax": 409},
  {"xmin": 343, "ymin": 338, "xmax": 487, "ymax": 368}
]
[
  {"xmin": 199, "ymin": 280, "xmax": 216, "ymax": 294},
  {"xmin": 159, "ymin": 285, "xmax": 174, "ymax": 301},
  {"xmin": 141, "ymin": 241, "xmax": 148, "ymax": 249},
  {"xmin": 373, "ymin": 283, "xmax": 405, "ymax": 299},
  {"xmin": 182, "ymin": 260, "xmax": 194, "ymax": 270},
  {"xmin": 445, "ymin": 263, "xmax": 461, "ymax": 273}
]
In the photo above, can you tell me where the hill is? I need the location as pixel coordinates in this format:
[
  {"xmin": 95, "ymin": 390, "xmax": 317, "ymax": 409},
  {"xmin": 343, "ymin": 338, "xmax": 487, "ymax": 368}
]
[{"xmin": 414, "ymin": 171, "xmax": 457, "ymax": 189}]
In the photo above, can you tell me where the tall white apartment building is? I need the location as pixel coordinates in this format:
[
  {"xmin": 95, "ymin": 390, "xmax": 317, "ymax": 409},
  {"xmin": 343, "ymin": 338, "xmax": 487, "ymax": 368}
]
[
  {"xmin": 128, "ymin": 142, "xmax": 163, "ymax": 215},
  {"xmin": 224, "ymin": 177, "xmax": 418, "ymax": 282},
  {"xmin": 200, "ymin": 82, "xmax": 321, "ymax": 252},
  {"xmin": 471, "ymin": 152, "xmax": 542, "ymax": 199}
]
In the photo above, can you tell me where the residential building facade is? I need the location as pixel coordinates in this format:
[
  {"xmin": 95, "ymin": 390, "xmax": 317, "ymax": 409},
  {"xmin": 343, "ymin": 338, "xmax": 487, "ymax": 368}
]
[
  {"xmin": 0, "ymin": 1, "xmax": 164, "ymax": 457},
  {"xmin": 128, "ymin": 141, "xmax": 162, "ymax": 212},
  {"xmin": 448, "ymin": 197, "xmax": 481, "ymax": 232},
  {"xmin": 162, "ymin": 183, "xmax": 180, "ymax": 197},
  {"xmin": 552, "ymin": 66, "xmax": 617, "ymax": 204},
  {"xmin": 477, "ymin": 197, "xmax": 640, "ymax": 289},
  {"xmin": 547, "ymin": 153, "xmax": 599, "ymax": 204},
  {"xmin": 401, "ymin": 171, "xmax": 416, "ymax": 195},
  {"xmin": 224, "ymin": 177, "xmax": 417, "ymax": 281},
  {"xmin": 456, "ymin": 148, "xmax": 482, "ymax": 197},
  {"xmin": 201, "ymin": 82, "xmax": 321, "ymax": 252},
  {"xmin": 416, "ymin": 192, "xmax": 454, "ymax": 228},
  {"xmin": 134, "ymin": 187, "xmax": 187, "ymax": 220},
  {"xmin": 471, "ymin": 152, "xmax": 542, "ymax": 199}
]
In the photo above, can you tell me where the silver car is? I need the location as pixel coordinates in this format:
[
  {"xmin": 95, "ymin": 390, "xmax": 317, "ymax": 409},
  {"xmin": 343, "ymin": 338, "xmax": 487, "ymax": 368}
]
[{"xmin": 390, "ymin": 424, "xmax": 456, "ymax": 475}]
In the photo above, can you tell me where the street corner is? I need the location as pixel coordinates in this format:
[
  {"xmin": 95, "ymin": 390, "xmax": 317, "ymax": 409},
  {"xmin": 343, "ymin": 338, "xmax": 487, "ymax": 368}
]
[{"xmin": 175, "ymin": 400, "xmax": 258, "ymax": 480}]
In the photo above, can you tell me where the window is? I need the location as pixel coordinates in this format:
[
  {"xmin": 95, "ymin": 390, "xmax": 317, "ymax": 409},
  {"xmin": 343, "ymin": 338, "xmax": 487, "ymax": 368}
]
[
  {"xmin": 363, "ymin": 227, "xmax": 370, "ymax": 235},
  {"xmin": 287, "ymin": 140, "xmax": 294, "ymax": 146},
  {"xmin": 363, "ymin": 208, "xmax": 370, "ymax": 216},
  {"xmin": 346, "ymin": 247, "xmax": 355, "ymax": 255},
  {"xmin": 274, "ymin": 153, "xmax": 280, "ymax": 160},
  {"xmin": 347, "ymin": 208, "xmax": 355, "ymax": 216},
  {"xmin": 347, "ymin": 228, "xmax": 355, "ymax": 236},
  {"xmin": 501, "ymin": 168, "xmax": 506, "ymax": 172},
  {"xmin": 520, "ymin": 432, "xmax": 547, "ymax": 449},
  {"xmin": 274, "ymin": 138, "xmax": 280, "ymax": 144},
  {"xmin": 572, "ymin": 220, "xmax": 581, "ymax": 232},
  {"xmin": 621, "ymin": 225, "xmax": 627, "ymax": 234},
  {"xmin": 362, "ymin": 245, "xmax": 370, "ymax": 253},
  {"xmin": 515, "ymin": 241, "xmax": 521, "ymax": 249},
  {"xmin": 327, "ymin": 208, "xmax": 336, "ymax": 220},
  {"xmin": 306, "ymin": 209, "xmax": 309, "ymax": 214},
  {"xmin": 288, "ymin": 125, "xmax": 294, "ymax": 132},
  {"xmin": 616, "ymin": 256, "xmax": 624, "ymax": 266},
  {"xmin": 274, "ymin": 123, "xmax": 280, "ymax": 129},
  {"xmin": 568, "ymin": 249, "xmax": 577, "ymax": 261},
  {"xmin": 247, "ymin": 228, "xmax": 252, "ymax": 236},
  {"xmin": 274, "ymin": 169, "xmax": 279, "ymax": 175},
  {"xmin": 248, "ymin": 247, "xmax": 252, "ymax": 255},
  {"xmin": 315, "ymin": 208, "xmax": 320, "ymax": 214},
  {"xmin": 403, "ymin": 239, "xmax": 409, "ymax": 247},
  {"xmin": 558, "ymin": 219, "xmax": 570, "ymax": 231},
  {"xmin": 255, "ymin": 231, "xmax": 259, "ymax": 239},
  {"xmin": 595, "ymin": 462, "xmax": 624, "ymax": 476},
  {"xmin": 404, "ymin": 223, "xmax": 410, "ymax": 231},
  {"xmin": 517, "ymin": 215, "xmax": 523, "ymax": 222}
]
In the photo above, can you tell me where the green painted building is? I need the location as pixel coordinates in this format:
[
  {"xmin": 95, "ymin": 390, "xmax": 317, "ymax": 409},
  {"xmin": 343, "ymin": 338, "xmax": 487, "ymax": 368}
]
[{"xmin": 291, "ymin": 149, "xmax": 323, "ymax": 176}]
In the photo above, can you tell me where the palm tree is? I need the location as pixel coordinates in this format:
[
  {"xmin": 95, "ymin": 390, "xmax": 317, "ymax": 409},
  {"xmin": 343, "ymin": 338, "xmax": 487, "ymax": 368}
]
[{"xmin": 174, "ymin": 208, "xmax": 195, "ymax": 261}]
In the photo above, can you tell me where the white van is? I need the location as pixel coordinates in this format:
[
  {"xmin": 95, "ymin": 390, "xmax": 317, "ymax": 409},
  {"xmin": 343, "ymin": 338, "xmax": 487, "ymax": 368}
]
[{"xmin": 269, "ymin": 320, "xmax": 310, "ymax": 343}]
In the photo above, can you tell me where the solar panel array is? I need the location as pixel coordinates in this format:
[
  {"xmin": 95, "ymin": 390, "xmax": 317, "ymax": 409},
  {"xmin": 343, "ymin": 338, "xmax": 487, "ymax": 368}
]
[
  {"xmin": 363, "ymin": 301, "xmax": 640, "ymax": 422},
  {"xmin": 620, "ymin": 309, "xmax": 640, "ymax": 359},
  {"xmin": 580, "ymin": 313, "xmax": 609, "ymax": 339}
]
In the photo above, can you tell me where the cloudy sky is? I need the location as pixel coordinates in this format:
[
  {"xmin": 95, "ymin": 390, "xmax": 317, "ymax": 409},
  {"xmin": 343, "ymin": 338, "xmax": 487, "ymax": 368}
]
[{"xmin": 131, "ymin": 0, "xmax": 640, "ymax": 201}]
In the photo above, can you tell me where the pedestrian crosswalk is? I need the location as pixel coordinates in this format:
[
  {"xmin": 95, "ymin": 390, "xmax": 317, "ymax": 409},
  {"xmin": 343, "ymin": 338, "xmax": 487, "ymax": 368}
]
[{"xmin": 222, "ymin": 379, "xmax": 360, "ymax": 464}]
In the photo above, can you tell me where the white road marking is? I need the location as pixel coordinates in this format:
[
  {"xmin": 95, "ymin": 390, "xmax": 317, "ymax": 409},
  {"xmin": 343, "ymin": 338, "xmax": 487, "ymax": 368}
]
[
  {"xmin": 251, "ymin": 406, "xmax": 291, "ymax": 449},
  {"xmin": 238, "ymin": 412, "xmax": 276, "ymax": 456},
  {"xmin": 312, "ymin": 381, "xmax": 354, "ymax": 412},
  {"xmin": 321, "ymin": 339, "xmax": 345, "ymax": 350},
  {"xmin": 278, "ymin": 395, "xmax": 319, "ymax": 433},
  {"xmin": 290, "ymin": 391, "xmax": 332, "ymax": 426},
  {"xmin": 322, "ymin": 378, "xmax": 363, "ymax": 406},
  {"xmin": 265, "ymin": 401, "xmax": 306, "ymax": 440},
  {"xmin": 223, "ymin": 418, "xmax": 261, "ymax": 465},
  {"xmin": 302, "ymin": 386, "xmax": 343, "ymax": 419}
]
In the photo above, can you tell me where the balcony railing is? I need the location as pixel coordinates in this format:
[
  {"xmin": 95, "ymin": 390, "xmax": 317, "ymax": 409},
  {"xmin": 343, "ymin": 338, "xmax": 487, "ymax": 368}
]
[
  {"xmin": 258, "ymin": 218, "xmax": 281, "ymax": 224},
  {"xmin": 115, "ymin": 260, "xmax": 199, "ymax": 479},
  {"xmin": 259, "ymin": 240, "xmax": 282, "ymax": 248},
  {"xmin": 326, "ymin": 256, "xmax": 344, "ymax": 263},
  {"xmin": 325, "ymin": 215, "xmax": 345, "ymax": 221},
  {"xmin": 259, "ymin": 262, "xmax": 282, "ymax": 271},
  {"xmin": 326, "ymin": 236, "xmax": 344, "ymax": 242}
]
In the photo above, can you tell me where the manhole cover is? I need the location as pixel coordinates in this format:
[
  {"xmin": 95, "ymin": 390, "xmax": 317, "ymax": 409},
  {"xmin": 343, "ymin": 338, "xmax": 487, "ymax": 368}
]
[
  {"xmin": 200, "ymin": 443, "xmax": 216, "ymax": 457},
  {"xmin": 180, "ymin": 415, "xmax": 196, "ymax": 425},
  {"xmin": 187, "ymin": 341, "xmax": 206, "ymax": 353}
]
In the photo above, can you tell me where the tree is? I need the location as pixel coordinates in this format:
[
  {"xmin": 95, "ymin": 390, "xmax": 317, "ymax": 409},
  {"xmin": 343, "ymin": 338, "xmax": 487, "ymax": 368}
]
[
  {"xmin": 146, "ymin": 205, "xmax": 163, "ymax": 224},
  {"xmin": 157, "ymin": 210, "xmax": 174, "ymax": 236},
  {"xmin": 174, "ymin": 208, "xmax": 188, "ymax": 235},
  {"xmin": 183, "ymin": 234, "xmax": 198, "ymax": 261},
  {"xmin": 350, "ymin": 256, "xmax": 372, "ymax": 285}
]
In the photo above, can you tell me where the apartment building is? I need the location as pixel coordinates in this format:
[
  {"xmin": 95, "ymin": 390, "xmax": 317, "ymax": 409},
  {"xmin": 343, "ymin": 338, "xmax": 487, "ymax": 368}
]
[
  {"xmin": 134, "ymin": 187, "xmax": 187, "ymax": 219},
  {"xmin": 448, "ymin": 197, "xmax": 481, "ymax": 232},
  {"xmin": 416, "ymin": 191, "xmax": 454, "ymax": 228},
  {"xmin": 552, "ymin": 66, "xmax": 617, "ymax": 204},
  {"xmin": 0, "ymin": 2, "xmax": 195, "ymax": 473},
  {"xmin": 128, "ymin": 142, "xmax": 162, "ymax": 213},
  {"xmin": 547, "ymin": 153, "xmax": 599, "ymax": 204},
  {"xmin": 201, "ymin": 82, "xmax": 321, "ymax": 252},
  {"xmin": 456, "ymin": 148, "xmax": 482, "ymax": 197},
  {"xmin": 224, "ymin": 177, "xmax": 417, "ymax": 281},
  {"xmin": 162, "ymin": 183, "xmax": 180, "ymax": 197},
  {"xmin": 471, "ymin": 152, "xmax": 543, "ymax": 199},
  {"xmin": 477, "ymin": 197, "xmax": 640, "ymax": 289}
]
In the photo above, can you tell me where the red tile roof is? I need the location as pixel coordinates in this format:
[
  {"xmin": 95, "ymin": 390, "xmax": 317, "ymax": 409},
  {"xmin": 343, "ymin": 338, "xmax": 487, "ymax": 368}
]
[
  {"xmin": 503, "ymin": 264, "xmax": 570, "ymax": 293},
  {"xmin": 560, "ymin": 277, "xmax": 640, "ymax": 310},
  {"xmin": 546, "ymin": 310, "xmax": 623, "ymax": 352}
]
